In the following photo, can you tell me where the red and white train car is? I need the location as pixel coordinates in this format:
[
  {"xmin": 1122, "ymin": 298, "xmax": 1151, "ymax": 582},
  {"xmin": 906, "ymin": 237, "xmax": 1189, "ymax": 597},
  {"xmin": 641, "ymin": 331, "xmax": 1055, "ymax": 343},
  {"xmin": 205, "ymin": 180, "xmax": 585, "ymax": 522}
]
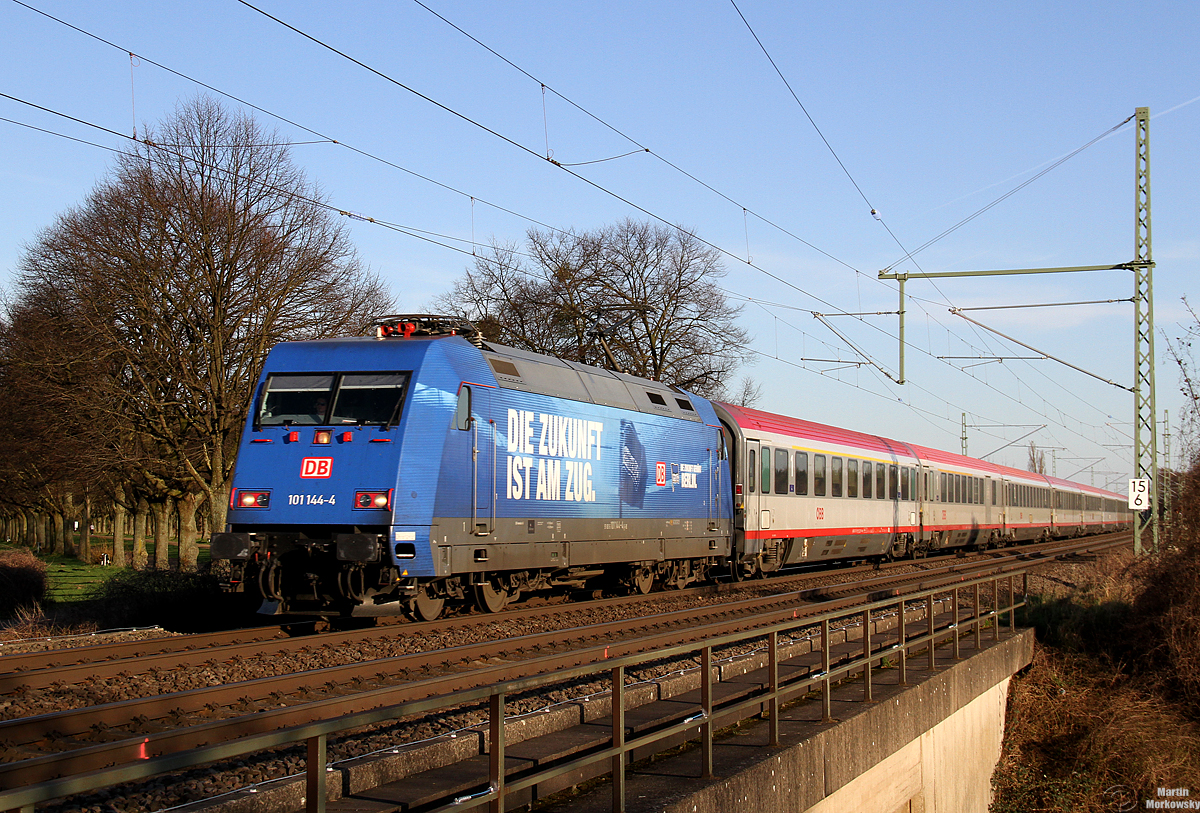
[{"xmin": 713, "ymin": 404, "xmax": 1131, "ymax": 575}]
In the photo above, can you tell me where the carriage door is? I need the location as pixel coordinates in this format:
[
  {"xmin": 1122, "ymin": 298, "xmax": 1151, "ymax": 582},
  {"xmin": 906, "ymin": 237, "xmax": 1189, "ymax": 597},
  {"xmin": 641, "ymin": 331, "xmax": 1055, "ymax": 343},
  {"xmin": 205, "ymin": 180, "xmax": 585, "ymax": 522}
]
[
  {"xmin": 742, "ymin": 440, "xmax": 762, "ymax": 560},
  {"xmin": 456, "ymin": 385, "xmax": 494, "ymax": 536}
]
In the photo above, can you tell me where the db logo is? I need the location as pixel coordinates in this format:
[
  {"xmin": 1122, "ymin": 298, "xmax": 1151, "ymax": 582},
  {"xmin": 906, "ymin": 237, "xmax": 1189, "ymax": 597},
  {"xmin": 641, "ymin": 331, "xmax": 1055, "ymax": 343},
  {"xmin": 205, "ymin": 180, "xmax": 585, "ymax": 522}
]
[
  {"xmin": 655, "ymin": 461, "xmax": 667, "ymax": 486},
  {"xmin": 300, "ymin": 458, "xmax": 333, "ymax": 478},
  {"xmin": 816, "ymin": 507, "xmax": 825, "ymax": 521}
]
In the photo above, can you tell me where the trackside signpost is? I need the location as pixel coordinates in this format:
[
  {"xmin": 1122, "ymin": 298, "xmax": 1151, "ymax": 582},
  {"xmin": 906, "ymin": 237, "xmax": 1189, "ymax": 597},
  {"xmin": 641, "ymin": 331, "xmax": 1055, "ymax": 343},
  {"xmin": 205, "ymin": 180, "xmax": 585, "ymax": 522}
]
[{"xmin": 1128, "ymin": 478, "xmax": 1150, "ymax": 511}]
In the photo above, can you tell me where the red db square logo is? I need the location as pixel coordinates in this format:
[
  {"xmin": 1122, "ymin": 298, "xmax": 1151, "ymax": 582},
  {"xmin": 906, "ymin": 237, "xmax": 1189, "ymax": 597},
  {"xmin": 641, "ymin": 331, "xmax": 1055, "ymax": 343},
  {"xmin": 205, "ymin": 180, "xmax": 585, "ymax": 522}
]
[
  {"xmin": 655, "ymin": 461, "xmax": 667, "ymax": 486},
  {"xmin": 300, "ymin": 458, "xmax": 333, "ymax": 478}
]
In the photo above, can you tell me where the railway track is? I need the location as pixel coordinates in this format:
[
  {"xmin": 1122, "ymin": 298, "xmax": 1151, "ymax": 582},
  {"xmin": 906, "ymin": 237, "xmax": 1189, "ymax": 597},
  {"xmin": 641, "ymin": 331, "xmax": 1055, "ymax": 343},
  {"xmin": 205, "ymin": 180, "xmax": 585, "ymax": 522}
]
[{"xmin": 1, "ymin": 531, "xmax": 1131, "ymax": 811}]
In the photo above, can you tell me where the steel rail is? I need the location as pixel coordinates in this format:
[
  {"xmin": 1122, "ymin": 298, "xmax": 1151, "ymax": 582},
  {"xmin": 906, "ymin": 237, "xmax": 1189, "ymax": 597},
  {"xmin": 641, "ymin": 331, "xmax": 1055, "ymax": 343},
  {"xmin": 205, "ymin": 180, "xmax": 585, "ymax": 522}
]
[{"xmin": 0, "ymin": 530, "xmax": 1129, "ymax": 693}]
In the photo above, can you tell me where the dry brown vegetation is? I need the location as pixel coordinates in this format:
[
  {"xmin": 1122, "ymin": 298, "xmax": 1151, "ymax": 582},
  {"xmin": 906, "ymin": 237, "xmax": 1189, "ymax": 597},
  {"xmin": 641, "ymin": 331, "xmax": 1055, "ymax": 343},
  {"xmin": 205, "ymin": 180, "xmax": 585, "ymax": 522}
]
[
  {"xmin": 992, "ymin": 481, "xmax": 1200, "ymax": 811},
  {"xmin": 0, "ymin": 548, "xmax": 46, "ymax": 618}
]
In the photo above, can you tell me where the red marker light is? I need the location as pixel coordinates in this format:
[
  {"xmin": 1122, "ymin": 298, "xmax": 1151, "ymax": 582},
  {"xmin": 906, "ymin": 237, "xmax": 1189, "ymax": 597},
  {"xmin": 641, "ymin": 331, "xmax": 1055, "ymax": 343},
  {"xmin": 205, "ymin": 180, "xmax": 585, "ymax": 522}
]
[
  {"xmin": 342, "ymin": 431, "xmax": 353, "ymax": 443},
  {"xmin": 288, "ymin": 431, "xmax": 299, "ymax": 443},
  {"xmin": 235, "ymin": 490, "xmax": 271, "ymax": 508},
  {"xmin": 354, "ymin": 490, "xmax": 393, "ymax": 510}
]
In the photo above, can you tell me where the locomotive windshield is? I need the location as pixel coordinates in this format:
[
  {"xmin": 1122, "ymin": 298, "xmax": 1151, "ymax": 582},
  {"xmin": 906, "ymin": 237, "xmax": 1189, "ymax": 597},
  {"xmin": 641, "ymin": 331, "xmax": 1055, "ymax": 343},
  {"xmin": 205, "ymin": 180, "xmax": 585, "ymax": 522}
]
[{"xmin": 258, "ymin": 372, "xmax": 410, "ymax": 426}]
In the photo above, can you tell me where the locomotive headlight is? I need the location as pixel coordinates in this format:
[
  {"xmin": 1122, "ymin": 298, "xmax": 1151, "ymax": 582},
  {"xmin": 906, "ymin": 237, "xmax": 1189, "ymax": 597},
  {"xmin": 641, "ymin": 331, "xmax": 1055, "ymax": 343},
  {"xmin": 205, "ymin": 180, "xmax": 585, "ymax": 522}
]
[
  {"xmin": 354, "ymin": 490, "xmax": 393, "ymax": 510},
  {"xmin": 314, "ymin": 430, "xmax": 332, "ymax": 444},
  {"xmin": 234, "ymin": 490, "xmax": 271, "ymax": 508}
]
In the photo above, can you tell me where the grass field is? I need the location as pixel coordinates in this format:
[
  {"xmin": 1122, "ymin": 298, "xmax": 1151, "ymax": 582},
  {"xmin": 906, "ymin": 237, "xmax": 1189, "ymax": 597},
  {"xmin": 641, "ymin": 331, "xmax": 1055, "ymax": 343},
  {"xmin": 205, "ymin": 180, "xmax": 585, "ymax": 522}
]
[{"xmin": 4, "ymin": 536, "xmax": 211, "ymax": 604}]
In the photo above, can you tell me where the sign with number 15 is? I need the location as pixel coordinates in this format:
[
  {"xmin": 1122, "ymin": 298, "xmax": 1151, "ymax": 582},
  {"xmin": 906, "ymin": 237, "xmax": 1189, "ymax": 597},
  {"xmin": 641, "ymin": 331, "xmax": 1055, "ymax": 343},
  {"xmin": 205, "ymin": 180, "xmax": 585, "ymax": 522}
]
[{"xmin": 1128, "ymin": 478, "xmax": 1150, "ymax": 510}]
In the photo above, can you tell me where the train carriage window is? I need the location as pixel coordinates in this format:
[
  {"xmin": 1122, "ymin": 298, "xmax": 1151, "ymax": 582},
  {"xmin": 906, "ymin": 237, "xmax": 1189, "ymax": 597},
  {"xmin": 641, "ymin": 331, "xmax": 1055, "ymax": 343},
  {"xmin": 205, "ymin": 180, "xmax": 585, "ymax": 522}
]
[
  {"xmin": 831, "ymin": 457, "xmax": 843, "ymax": 497},
  {"xmin": 847, "ymin": 460, "xmax": 859, "ymax": 498},
  {"xmin": 889, "ymin": 464, "xmax": 899, "ymax": 500},
  {"xmin": 814, "ymin": 455, "xmax": 827, "ymax": 497},
  {"xmin": 876, "ymin": 463, "xmax": 887, "ymax": 499},
  {"xmin": 748, "ymin": 450, "xmax": 756, "ymax": 493},
  {"xmin": 901, "ymin": 467, "xmax": 911, "ymax": 501},
  {"xmin": 862, "ymin": 461, "xmax": 872, "ymax": 498},
  {"xmin": 774, "ymin": 448, "xmax": 790, "ymax": 494},
  {"xmin": 761, "ymin": 447, "xmax": 773, "ymax": 494},
  {"xmin": 991, "ymin": 480, "xmax": 997, "ymax": 506},
  {"xmin": 795, "ymin": 452, "xmax": 809, "ymax": 495},
  {"xmin": 974, "ymin": 478, "xmax": 980, "ymax": 504}
]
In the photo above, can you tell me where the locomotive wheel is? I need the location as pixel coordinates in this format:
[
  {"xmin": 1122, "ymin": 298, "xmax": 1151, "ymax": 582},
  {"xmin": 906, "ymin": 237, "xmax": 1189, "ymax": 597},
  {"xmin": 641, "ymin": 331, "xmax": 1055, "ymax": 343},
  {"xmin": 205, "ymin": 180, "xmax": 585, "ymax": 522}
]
[
  {"xmin": 629, "ymin": 566, "xmax": 655, "ymax": 595},
  {"xmin": 474, "ymin": 578, "xmax": 511, "ymax": 613},
  {"xmin": 411, "ymin": 585, "xmax": 445, "ymax": 621}
]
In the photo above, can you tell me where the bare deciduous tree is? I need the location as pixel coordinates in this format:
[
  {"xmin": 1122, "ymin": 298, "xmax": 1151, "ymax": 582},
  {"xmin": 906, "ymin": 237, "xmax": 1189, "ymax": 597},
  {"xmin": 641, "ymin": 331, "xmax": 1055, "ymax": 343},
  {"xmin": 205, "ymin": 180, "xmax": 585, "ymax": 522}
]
[
  {"xmin": 11, "ymin": 95, "xmax": 394, "ymax": 568},
  {"xmin": 434, "ymin": 219, "xmax": 751, "ymax": 399},
  {"xmin": 1027, "ymin": 441, "xmax": 1047, "ymax": 475}
]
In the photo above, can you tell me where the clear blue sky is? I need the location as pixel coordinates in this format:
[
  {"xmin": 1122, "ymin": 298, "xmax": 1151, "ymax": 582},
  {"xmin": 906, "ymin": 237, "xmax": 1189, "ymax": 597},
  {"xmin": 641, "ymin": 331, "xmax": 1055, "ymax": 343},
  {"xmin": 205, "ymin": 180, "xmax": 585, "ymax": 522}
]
[{"xmin": 3, "ymin": 0, "xmax": 1198, "ymax": 491}]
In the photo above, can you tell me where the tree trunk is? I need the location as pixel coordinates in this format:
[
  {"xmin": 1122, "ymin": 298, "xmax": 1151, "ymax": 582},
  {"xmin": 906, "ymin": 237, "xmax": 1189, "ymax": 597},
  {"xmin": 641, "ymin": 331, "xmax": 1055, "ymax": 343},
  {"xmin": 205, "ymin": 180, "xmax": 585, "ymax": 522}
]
[
  {"xmin": 132, "ymin": 498, "xmax": 149, "ymax": 570},
  {"xmin": 209, "ymin": 481, "xmax": 230, "ymax": 537},
  {"xmin": 178, "ymin": 492, "xmax": 200, "ymax": 572},
  {"xmin": 63, "ymin": 494, "xmax": 76, "ymax": 557},
  {"xmin": 35, "ymin": 513, "xmax": 47, "ymax": 554},
  {"xmin": 111, "ymin": 501, "xmax": 127, "ymax": 568},
  {"xmin": 51, "ymin": 511, "xmax": 64, "ymax": 556},
  {"xmin": 153, "ymin": 499, "xmax": 171, "ymax": 570},
  {"xmin": 80, "ymin": 491, "xmax": 92, "ymax": 564}
]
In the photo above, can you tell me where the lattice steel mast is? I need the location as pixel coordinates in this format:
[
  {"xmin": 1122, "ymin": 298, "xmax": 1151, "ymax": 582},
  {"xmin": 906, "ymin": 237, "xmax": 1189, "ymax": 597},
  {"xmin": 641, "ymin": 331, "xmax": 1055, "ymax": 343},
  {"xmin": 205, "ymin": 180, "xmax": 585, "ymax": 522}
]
[{"xmin": 1133, "ymin": 107, "xmax": 1158, "ymax": 554}]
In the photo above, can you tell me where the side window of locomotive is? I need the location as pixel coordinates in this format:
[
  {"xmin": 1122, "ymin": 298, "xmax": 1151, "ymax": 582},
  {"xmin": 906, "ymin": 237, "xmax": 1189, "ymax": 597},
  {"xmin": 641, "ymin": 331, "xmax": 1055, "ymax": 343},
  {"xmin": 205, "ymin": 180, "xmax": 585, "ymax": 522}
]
[
  {"xmin": 774, "ymin": 448, "xmax": 789, "ymax": 494},
  {"xmin": 861, "ymin": 461, "xmax": 872, "ymax": 498},
  {"xmin": 454, "ymin": 385, "xmax": 472, "ymax": 431},
  {"xmin": 761, "ymin": 447, "xmax": 773, "ymax": 494},
  {"xmin": 748, "ymin": 450, "xmax": 756, "ymax": 493},
  {"xmin": 813, "ymin": 454, "xmax": 827, "ymax": 497},
  {"xmin": 795, "ymin": 452, "xmax": 809, "ymax": 495},
  {"xmin": 830, "ymin": 457, "xmax": 843, "ymax": 497},
  {"xmin": 331, "ymin": 373, "xmax": 411, "ymax": 426},
  {"xmin": 847, "ymin": 459, "xmax": 859, "ymax": 498},
  {"xmin": 876, "ymin": 464, "xmax": 887, "ymax": 499},
  {"xmin": 259, "ymin": 373, "xmax": 335, "ymax": 426}
]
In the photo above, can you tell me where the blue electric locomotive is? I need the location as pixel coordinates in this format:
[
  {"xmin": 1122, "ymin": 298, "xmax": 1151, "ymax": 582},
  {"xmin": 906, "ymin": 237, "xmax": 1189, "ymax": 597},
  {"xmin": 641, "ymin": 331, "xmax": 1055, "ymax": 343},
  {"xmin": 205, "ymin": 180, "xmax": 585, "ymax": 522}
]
[{"xmin": 212, "ymin": 316, "xmax": 733, "ymax": 620}]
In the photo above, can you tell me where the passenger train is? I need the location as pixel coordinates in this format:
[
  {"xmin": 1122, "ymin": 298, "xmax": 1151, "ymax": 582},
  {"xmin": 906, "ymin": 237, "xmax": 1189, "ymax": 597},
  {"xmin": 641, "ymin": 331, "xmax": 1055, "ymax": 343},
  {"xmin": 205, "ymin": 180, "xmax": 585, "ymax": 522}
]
[{"xmin": 211, "ymin": 315, "xmax": 1132, "ymax": 620}]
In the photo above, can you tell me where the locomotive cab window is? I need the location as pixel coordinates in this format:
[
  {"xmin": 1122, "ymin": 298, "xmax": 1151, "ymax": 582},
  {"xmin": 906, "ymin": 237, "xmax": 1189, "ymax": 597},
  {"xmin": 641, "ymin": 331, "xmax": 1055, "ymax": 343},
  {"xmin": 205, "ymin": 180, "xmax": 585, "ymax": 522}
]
[
  {"xmin": 259, "ymin": 374, "xmax": 335, "ymax": 426},
  {"xmin": 330, "ymin": 373, "xmax": 411, "ymax": 426},
  {"xmin": 455, "ymin": 385, "xmax": 472, "ymax": 430},
  {"xmin": 258, "ymin": 372, "xmax": 410, "ymax": 428}
]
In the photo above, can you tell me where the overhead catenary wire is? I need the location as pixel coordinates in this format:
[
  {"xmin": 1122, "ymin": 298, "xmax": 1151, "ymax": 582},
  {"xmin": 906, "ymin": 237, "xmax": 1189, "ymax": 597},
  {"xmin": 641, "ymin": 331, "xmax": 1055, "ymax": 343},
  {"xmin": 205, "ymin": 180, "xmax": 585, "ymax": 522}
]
[
  {"xmin": 13, "ymin": 0, "xmax": 1123, "ymax": 448},
  {"xmin": 4, "ymin": 4, "xmax": 1132, "ymax": 472}
]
